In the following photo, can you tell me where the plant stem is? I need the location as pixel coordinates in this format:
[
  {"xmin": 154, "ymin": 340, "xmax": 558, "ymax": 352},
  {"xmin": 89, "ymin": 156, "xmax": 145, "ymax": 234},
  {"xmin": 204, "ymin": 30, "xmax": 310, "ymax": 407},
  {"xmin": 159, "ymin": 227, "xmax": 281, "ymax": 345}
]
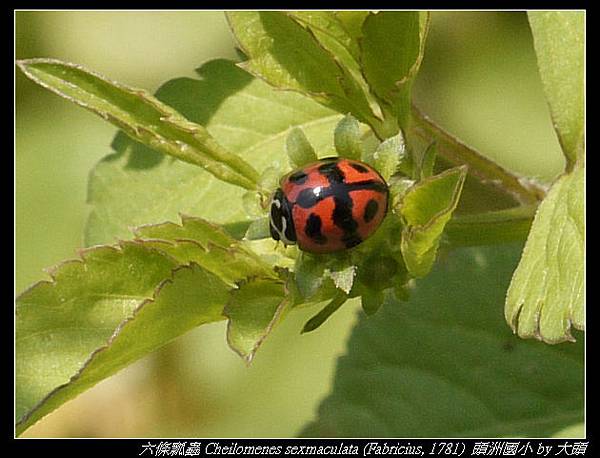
[
  {"xmin": 301, "ymin": 293, "xmax": 348, "ymax": 333},
  {"xmin": 409, "ymin": 104, "xmax": 547, "ymax": 206},
  {"xmin": 444, "ymin": 205, "xmax": 536, "ymax": 247}
]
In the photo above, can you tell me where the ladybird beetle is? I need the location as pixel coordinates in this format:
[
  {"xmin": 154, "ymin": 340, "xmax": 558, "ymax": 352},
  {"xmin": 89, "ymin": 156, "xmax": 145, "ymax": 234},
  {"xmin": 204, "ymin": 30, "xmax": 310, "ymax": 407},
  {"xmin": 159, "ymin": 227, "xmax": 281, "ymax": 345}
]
[{"xmin": 269, "ymin": 157, "xmax": 389, "ymax": 253}]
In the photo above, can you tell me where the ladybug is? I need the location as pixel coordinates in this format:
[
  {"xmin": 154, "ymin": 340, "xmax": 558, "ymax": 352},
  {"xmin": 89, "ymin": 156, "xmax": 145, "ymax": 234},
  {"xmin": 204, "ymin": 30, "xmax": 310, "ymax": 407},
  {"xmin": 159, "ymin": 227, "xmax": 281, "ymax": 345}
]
[{"xmin": 269, "ymin": 157, "xmax": 389, "ymax": 253}]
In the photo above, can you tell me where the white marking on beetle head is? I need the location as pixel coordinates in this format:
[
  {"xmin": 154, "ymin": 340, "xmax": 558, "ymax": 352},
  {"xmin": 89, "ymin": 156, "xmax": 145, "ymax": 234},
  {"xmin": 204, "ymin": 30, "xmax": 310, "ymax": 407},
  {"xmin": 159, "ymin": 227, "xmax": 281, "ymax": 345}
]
[{"xmin": 269, "ymin": 192, "xmax": 296, "ymax": 246}]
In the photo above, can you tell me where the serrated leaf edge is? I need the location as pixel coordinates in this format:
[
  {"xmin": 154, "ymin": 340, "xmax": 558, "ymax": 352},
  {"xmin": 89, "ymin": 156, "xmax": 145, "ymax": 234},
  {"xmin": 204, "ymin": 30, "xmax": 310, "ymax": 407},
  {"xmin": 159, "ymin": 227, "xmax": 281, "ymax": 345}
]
[
  {"xmin": 223, "ymin": 276, "xmax": 291, "ymax": 366},
  {"xmin": 16, "ymin": 253, "xmax": 218, "ymax": 435},
  {"xmin": 133, "ymin": 213, "xmax": 276, "ymax": 272},
  {"xmin": 133, "ymin": 213, "xmax": 237, "ymax": 247},
  {"xmin": 357, "ymin": 12, "xmax": 430, "ymax": 106},
  {"xmin": 505, "ymin": 169, "xmax": 584, "ymax": 345},
  {"xmin": 17, "ymin": 241, "xmax": 180, "ymax": 301},
  {"xmin": 226, "ymin": 12, "xmax": 380, "ymax": 126},
  {"xmin": 397, "ymin": 165, "xmax": 469, "ymax": 232},
  {"xmin": 17, "ymin": 58, "xmax": 260, "ymax": 190}
]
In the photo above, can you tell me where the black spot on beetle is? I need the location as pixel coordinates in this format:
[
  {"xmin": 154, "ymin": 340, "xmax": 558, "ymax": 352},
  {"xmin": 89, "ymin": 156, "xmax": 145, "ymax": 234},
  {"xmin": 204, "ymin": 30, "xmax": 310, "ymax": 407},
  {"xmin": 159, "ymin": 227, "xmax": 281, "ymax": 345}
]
[
  {"xmin": 296, "ymin": 188, "xmax": 321, "ymax": 208},
  {"xmin": 342, "ymin": 233, "xmax": 362, "ymax": 249},
  {"xmin": 355, "ymin": 180, "xmax": 388, "ymax": 194},
  {"xmin": 332, "ymin": 196, "xmax": 358, "ymax": 233},
  {"xmin": 363, "ymin": 199, "xmax": 379, "ymax": 223},
  {"xmin": 332, "ymin": 195, "xmax": 364, "ymax": 249},
  {"xmin": 318, "ymin": 161, "xmax": 345, "ymax": 184},
  {"xmin": 349, "ymin": 162, "xmax": 369, "ymax": 173},
  {"xmin": 305, "ymin": 213, "xmax": 327, "ymax": 244},
  {"xmin": 288, "ymin": 170, "xmax": 308, "ymax": 184}
]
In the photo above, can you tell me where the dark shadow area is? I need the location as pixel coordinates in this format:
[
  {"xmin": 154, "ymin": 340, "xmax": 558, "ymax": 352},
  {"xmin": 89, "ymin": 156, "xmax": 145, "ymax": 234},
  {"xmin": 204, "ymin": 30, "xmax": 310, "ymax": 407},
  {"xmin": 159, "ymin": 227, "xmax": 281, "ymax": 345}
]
[
  {"xmin": 300, "ymin": 243, "xmax": 584, "ymax": 437},
  {"xmin": 108, "ymin": 59, "xmax": 254, "ymax": 170}
]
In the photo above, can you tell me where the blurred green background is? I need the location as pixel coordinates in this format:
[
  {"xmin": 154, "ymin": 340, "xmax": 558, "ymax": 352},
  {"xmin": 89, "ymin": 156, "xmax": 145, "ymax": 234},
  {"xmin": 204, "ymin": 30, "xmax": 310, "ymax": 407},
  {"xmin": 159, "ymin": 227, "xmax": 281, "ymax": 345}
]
[{"xmin": 15, "ymin": 11, "xmax": 565, "ymax": 438}]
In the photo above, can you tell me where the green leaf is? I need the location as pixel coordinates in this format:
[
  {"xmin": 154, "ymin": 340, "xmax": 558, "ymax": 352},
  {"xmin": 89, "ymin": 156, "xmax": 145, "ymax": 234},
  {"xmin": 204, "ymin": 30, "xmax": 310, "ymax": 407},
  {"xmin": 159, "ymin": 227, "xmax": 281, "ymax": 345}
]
[
  {"xmin": 244, "ymin": 239, "xmax": 298, "ymax": 273},
  {"xmin": 286, "ymin": 12, "xmax": 383, "ymax": 127},
  {"xmin": 85, "ymin": 59, "xmax": 340, "ymax": 246},
  {"xmin": 288, "ymin": 12, "xmax": 361, "ymax": 66},
  {"xmin": 135, "ymin": 214, "xmax": 235, "ymax": 248},
  {"xmin": 294, "ymin": 253, "xmax": 335, "ymax": 301},
  {"xmin": 244, "ymin": 217, "xmax": 271, "ymax": 241},
  {"xmin": 397, "ymin": 166, "xmax": 468, "ymax": 277},
  {"xmin": 227, "ymin": 11, "xmax": 341, "ymax": 98},
  {"xmin": 334, "ymin": 12, "xmax": 369, "ymax": 58},
  {"xmin": 359, "ymin": 12, "xmax": 430, "ymax": 128},
  {"xmin": 325, "ymin": 264, "xmax": 357, "ymax": 295},
  {"xmin": 286, "ymin": 127, "xmax": 318, "ymax": 168},
  {"xmin": 16, "ymin": 216, "xmax": 281, "ymax": 433},
  {"xmin": 17, "ymin": 261, "xmax": 230, "ymax": 435},
  {"xmin": 334, "ymin": 114, "xmax": 363, "ymax": 160},
  {"xmin": 301, "ymin": 245, "xmax": 583, "ymax": 437},
  {"xmin": 372, "ymin": 131, "xmax": 406, "ymax": 181},
  {"xmin": 388, "ymin": 177, "xmax": 416, "ymax": 208},
  {"xmin": 418, "ymin": 141, "xmax": 437, "ymax": 180},
  {"xmin": 242, "ymin": 191, "xmax": 265, "ymax": 219},
  {"xmin": 134, "ymin": 215, "xmax": 278, "ymax": 285},
  {"xmin": 294, "ymin": 252, "xmax": 358, "ymax": 302},
  {"xmin": 226, "ymin": 12, "xmax": 378, "ymax": 129},
  {"xmin": 258, "ymin": 166, "xmax": 282, "ymax": 192},
  {"xmin": 224, "ymin": 277, "xmax": 291, "ymax": 364},
  {"xmin": 16, "ymin": 242, "xmax": 177, "ymax": 427},
  {"xmin": 355, "ymin": 250, "xmax": 406, "ymax": 293},
  {"xmin": 360, "ymin": 289, "xmax": 384, "ymax": 316},
  {"xmin": 16, "ymin": 58, "xmax": 260, "ymax": 190},
  {"xmin": 528, "ymin": 12, "xmax": 584, "ymax": 167},
  {"xmin": 552, "ymin": 423, "xmax": 584, "ymax": 438},
  {"xmin": 505, "ymin": 165, "xmax": 584, "ymax": 344}
]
